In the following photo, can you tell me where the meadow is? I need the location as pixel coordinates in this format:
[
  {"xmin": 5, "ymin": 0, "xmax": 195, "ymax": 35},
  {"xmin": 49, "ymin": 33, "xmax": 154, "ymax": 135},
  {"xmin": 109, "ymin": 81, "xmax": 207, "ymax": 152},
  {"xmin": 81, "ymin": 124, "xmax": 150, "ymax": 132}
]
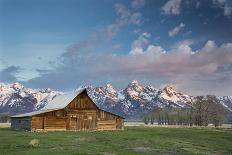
[{"xmin": 0, "ymin": 125, "xmax": 232, "ymax": 155}]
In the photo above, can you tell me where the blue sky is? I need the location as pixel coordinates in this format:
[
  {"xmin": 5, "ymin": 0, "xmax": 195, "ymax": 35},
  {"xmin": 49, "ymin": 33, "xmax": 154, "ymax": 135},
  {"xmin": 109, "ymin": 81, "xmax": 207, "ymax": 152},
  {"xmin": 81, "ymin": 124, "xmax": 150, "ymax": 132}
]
[{"xmin": 0, "ymin": 0, "xmax": 232, "ymax": 95}]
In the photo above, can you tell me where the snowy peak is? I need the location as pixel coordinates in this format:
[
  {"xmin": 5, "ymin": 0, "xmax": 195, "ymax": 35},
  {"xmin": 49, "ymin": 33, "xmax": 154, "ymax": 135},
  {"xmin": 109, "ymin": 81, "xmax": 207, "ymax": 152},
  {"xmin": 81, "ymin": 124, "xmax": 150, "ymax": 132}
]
[
  {"xmin": 0, "ymin": 82, "xmax": 60, "ymax": 114},
  {"xmin": 163, "ymin": 86, "xmax": 176, "ymax": 94},
  {"xmin": 105, "ymin": 83, "xmax": 117, "ymax": 95},
  {"xmin": 124, "ymin": 80, "xmax": 142, "ymax": 99},
  {"xmin": 160, "ymin": 86, "xmax": 192, "ymax": 103},
  {"xmin": 11, "ymin": 82, "xmax": 24, "ymax": 91},
  {"xmin": 127, "ymin": 80, "xmax": 142, "ymax": 92}
]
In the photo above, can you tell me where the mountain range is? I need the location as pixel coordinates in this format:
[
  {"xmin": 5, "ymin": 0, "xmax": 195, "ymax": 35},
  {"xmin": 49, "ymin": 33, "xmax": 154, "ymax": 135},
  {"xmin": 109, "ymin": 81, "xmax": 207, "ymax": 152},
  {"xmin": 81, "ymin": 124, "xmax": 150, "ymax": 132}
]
[{"xmin": 0, "ymin": 80, "xmax": 232, "ymax": 119}]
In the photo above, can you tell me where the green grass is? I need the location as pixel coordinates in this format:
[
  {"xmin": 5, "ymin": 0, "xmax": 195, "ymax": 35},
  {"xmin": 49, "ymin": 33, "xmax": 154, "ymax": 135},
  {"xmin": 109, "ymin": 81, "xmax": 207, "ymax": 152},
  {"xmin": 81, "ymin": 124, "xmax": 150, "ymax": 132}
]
[{"xmin": 0, "ymin": 127, "xmax": 232, "ymax": 155}]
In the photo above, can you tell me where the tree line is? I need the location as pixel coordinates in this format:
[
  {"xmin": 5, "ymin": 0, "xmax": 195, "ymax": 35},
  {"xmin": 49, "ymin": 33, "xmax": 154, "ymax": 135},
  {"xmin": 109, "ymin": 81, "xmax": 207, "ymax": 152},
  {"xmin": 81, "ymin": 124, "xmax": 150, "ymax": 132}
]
[
  {"xmin": 143, "ymin": 95, "xmax": 227, "ymax": 127},
  {"xmin": 0, "ymin": 113, "xmax": 11, "ymax": 123}
]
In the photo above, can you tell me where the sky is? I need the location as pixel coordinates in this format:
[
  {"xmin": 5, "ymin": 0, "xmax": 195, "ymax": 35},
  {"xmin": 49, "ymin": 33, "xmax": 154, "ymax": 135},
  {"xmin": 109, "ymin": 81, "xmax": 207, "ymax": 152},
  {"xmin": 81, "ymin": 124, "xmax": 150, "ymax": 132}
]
[{"xmin": 0, "ymin": 0, "xmax": 232, "ymax": 95}]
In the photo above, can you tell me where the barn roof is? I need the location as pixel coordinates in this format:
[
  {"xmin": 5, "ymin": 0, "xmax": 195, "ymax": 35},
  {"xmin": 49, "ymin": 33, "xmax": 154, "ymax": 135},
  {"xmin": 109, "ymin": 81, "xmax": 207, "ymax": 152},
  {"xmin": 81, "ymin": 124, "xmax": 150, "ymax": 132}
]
[{"xmin": 11, "ymin": 88, "xmax": 124, "ymax": 118}]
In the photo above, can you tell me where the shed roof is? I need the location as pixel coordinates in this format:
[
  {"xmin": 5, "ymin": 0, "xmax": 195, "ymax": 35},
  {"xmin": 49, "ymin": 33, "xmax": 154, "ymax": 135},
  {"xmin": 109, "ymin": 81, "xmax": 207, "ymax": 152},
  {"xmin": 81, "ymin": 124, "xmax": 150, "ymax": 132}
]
[{"xmin": 11, "ymin": 88, "xmax": 124, "ymax": 118}]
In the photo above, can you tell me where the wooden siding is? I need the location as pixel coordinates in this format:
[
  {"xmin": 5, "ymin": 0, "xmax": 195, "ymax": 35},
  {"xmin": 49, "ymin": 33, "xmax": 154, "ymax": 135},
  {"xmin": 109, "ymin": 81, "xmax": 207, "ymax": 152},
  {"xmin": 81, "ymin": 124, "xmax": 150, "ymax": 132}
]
[
  {"xmin": 12, "ymin": 90, "xmax": 124, "ymax": 131},
  {"xmin": 11, "ymin": 117, "xmax": 31, "ymax": 131}
]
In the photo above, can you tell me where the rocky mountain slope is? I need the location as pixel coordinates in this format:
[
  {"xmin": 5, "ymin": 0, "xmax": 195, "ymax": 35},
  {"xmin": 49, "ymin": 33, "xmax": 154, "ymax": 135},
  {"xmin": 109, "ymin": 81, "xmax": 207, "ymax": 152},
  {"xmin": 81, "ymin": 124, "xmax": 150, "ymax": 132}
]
[{"xmin": 0, "ymin": 81, "xmax": 231, "ymax": 118}]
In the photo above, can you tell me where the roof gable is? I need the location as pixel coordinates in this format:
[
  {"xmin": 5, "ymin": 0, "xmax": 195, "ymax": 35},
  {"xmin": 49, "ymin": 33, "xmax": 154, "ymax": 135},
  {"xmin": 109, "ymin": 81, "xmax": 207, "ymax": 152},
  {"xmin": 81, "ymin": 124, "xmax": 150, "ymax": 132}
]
[{"xmin": 41, "ymin": 88, "xmax": 85, "ymax": 111}]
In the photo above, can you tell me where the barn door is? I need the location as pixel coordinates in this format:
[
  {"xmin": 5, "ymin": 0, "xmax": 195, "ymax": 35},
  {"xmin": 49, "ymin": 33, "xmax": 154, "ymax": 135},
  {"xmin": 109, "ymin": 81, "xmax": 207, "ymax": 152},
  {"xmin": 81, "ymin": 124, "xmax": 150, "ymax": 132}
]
[
  {"xmin": 76, "ymin": 114, "xmax": 97, "ymax": 130},
  {"xmin": 67, "ymin": 114, "xmax": 97, "ymax": 130},
  {"xmin": 70, "ymin": 117, "xmax": 77, "ymax": 130}
]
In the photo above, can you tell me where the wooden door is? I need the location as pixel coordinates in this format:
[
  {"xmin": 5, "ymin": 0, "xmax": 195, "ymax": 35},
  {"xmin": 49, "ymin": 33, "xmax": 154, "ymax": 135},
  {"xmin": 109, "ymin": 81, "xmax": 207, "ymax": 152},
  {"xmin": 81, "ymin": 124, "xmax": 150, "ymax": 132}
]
[{"xmin": 70, "ymin": 117, "xmax": 77, "ymax": 130}]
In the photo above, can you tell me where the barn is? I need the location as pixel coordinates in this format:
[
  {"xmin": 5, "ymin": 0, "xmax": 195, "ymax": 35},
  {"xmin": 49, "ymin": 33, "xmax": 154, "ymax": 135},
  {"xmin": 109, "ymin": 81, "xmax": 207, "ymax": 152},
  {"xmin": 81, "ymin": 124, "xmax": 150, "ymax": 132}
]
[{"xmin": 11, "ymin": 88, "xmax": 124, "ymax": 131}]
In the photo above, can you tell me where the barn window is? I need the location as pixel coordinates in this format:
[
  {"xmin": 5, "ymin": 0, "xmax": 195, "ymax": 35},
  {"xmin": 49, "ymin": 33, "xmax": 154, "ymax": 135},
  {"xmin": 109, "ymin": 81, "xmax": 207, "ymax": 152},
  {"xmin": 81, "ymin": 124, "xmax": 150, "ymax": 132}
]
[{"xmin": 18, "ymin": 120, "xmax": 21, "ymax": 124}]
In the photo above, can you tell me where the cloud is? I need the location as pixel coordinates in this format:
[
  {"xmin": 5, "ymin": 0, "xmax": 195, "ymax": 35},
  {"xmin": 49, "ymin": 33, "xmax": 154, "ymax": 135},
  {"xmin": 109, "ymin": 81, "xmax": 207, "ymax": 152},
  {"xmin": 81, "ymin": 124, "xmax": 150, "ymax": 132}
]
[
  {"xmin": 129, "ymin": 32, "xmax": 151, "ymax": 55},
  {"xmin": 62, "ymin": 3, "xmax": 143, "ymax": 65},
  {"xmin": 114, "ymin": 3, "xmax": 142, "ymax": 26},
  {"xmin": 131, "ymin": 0, "xmax": 145, "ymax": 9},
  {"xmin": 168, "ymin": 23, "xmax": 185, "ymax": 37},
  {"xmin": 183, "ymin": 30, "xmax": 192, "ymax": 37},
  {"xmin": 0, "ymin": 66, "xmax": 21, "ymax": 83},
  {"xmin": 162, "ymin": 0, "xmax": 182, "ymax": 15},
  {"xmin": 213, "ymin": 0, "xmax": 232, "ymax": 17},
  {"xmin": 26, "ymin": 38, "xmax": 232, "ymax": 95},
  {"xmin": 196, "ymin": 1, "xmax": 200, "ymax": 8}
]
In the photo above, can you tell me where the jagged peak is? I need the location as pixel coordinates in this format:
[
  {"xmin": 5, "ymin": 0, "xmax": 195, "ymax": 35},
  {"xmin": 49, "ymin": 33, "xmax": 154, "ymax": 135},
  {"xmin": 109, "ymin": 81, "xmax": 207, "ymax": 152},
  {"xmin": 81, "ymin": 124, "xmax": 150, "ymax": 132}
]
[
  {"xmin": 40, "ymin": 88, "xmax": 52, "ymax": 93},
  {"xmin": 163, "ymin": 85, "xmax": 177, "ymax": 93},
  {"xmin": 106, "ymin": 83, "xmax": 114, "ymax": 88},
  {"xmin": 128, "ymin": 80, "xmax": 142, "ymax": 89},
  {"xmin": 125, "ymin": 80, "xmax": 142, "ymax": 95},
  {"xmin": 143, "ymin": 85, "xmax": 158, "ymax": 92},
  {"xmin": 130, "ymin": 80, "xmax": 139, "ymax": 85},
  {"xmin": 11, "ymin": 82, "xmax": 24, "ymax": 90},
  {"xmin": 104, "ymin": 83, "xmax": 117, "ymax": 95}
]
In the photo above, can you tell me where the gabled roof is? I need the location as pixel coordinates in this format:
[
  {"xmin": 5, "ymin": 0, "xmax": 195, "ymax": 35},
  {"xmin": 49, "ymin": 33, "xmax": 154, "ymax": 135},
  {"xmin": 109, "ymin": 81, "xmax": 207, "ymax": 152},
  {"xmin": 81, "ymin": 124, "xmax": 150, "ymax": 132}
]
[
  {"xmin": 41, "ymin": 88, "xmax": 86, "ymax": 111},
  {"xmin": 11, "ymin": 88, "xmax": 124, "ymax": 118}
]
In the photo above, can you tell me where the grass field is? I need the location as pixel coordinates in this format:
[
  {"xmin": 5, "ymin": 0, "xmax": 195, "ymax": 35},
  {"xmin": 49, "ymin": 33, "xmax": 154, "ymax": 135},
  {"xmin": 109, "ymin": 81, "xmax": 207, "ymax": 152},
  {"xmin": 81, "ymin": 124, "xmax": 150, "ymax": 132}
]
[{"xmin": 0, "ymin": 126, "xmax": 232, "ymax": 155}]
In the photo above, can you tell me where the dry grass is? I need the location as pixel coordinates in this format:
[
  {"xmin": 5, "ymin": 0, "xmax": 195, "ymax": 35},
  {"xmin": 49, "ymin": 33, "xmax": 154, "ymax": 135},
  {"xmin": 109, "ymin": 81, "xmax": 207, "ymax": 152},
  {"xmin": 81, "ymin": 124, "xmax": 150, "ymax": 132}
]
[{"xmin": 0, "ymin": 123, "xmax": 10, "ymax": 128}]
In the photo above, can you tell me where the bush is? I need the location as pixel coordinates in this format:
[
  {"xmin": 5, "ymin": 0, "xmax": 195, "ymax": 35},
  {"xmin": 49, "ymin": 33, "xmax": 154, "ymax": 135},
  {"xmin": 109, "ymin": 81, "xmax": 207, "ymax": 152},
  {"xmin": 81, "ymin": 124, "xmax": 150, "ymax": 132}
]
[{"xmin": 0, "ymin": 113, "xmax": 11, "ymax": 123}]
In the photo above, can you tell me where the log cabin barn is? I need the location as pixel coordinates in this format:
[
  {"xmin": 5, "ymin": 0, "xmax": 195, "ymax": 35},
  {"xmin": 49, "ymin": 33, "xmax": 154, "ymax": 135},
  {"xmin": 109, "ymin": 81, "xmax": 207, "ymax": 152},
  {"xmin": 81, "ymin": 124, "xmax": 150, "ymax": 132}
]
[{"xmin": 11, "ymin": 88, "xmax": 124, "ymax": 131}]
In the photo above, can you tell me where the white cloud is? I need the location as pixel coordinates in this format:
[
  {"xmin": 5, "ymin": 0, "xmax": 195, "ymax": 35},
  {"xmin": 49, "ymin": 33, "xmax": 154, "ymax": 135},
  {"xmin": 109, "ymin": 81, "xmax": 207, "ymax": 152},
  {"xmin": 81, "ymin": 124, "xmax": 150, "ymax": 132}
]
[
  {"xmin": 201, "ymin": 40, "xmax": 217, "ymax": 52},
  {"xmin": 129, "ymin": 48, "xmax": 144, "ymax": 55},
  {"xmin": 114, "ymin": 3, "xmax": 142, "ymax": 26},
  {"xmin": 183, "ymin": 30, "xmax": 192, "ymax": 37},
  {"xmin": 131, "ymin": 0, "xmax": 145, "ymax": 9},
  {"xmin": 80, "ymin": 3, "xmax": 143, "ymax": 43},
  {"xmin": 213, "ymin": 0, "xmax": 232, "ymax": 17},
  {"xmin": 145, "ymin": 45, "xmax": 166, "ymax": 55},
  {"xmin": 196, "ymin": 1, "xmax": 200, "ymax": 8},
  {"xmin": 162, "ymin": 0, "xmax": 182, "ymax": 15},
  {"xmin": 168, "ymin": 23, "xmax": 185, "ymax": 37},
  {"xmin": 130, "ymin": 32, "xmax": 151, "ymax": 55},
  {"xmin": 130, "ymin": 12, "xmax": 142, "ymax": 25}
]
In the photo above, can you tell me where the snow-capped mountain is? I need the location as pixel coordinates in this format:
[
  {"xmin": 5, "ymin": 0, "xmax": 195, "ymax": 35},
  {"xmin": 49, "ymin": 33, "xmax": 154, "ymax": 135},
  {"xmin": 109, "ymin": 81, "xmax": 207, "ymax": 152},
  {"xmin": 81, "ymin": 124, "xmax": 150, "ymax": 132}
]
[
  {"xmin": 0, "ymin": 81, "xmax": 231, "ymax": 118},
  {"xmin": 86, "ymin": 80, "xmax": 193, "ymax": 117},
  {"xmin": 0, "ymin": 82, "xmax": 60, "ymax": 114}
]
